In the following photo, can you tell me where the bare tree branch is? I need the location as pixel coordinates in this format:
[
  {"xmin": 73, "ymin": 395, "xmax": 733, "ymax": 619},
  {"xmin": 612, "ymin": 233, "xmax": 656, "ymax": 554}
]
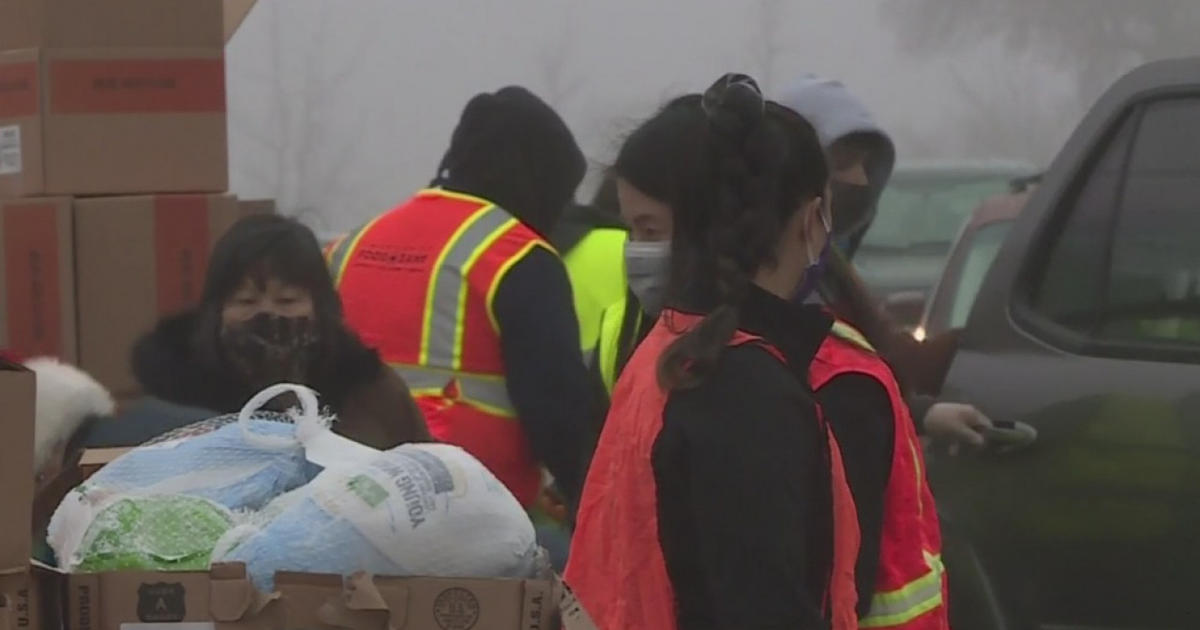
[
  {"xmin": 537, "ymin": 5, "xmax": 585, "ymax": 109},
  {"xmin": 753, "ymin": 0, "xmax": 788, "ymax": 90},
  {"xmin": 232, "ymin": 0, "xmax": 373, "ymax": 225},
  {"xmin": 878, "ymin": 0, "xmax": 1198, "ymax": 164},
  {"xmin": 882, "ymin": 0, "xmax": 1200, "ymax": 103}
]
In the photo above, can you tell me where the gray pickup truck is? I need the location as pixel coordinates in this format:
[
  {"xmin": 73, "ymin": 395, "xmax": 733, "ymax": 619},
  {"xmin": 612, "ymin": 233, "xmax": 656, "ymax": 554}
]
[{"xmin": 930, "ymin": 56, "xmax": 1200, "ymax": 630}]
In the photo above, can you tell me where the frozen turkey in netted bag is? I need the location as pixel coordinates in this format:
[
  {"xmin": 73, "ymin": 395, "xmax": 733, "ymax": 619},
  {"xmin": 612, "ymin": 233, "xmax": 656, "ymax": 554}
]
[
  {"xmin": 48, "ymin": 384, "xmax": 337, "ymax": 572},
  {"xmin": 69, "ymin": 494, "xmax": 236, "ymax": 573},
  {"xmin": 217, "ymin": 443, "xmax": 540, "ymax": 591}
]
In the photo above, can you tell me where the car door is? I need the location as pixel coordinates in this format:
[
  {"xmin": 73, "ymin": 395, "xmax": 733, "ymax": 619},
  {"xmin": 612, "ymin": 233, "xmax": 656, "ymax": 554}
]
[{"xmin": 932, "ymin": 61, "xmax": 1200, "ymax": 630}]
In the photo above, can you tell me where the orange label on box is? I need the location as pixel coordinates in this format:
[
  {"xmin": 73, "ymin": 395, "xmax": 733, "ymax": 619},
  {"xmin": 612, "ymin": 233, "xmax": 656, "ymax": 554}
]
[
  {"xmin": 50, "ymin": 58, "xmax": 225, "ymax": 115},
  {"xmin": 3, "ymin": 204, "xmax": 63, "ymax": 357},
  {"xmin": 154, "ymin": 196, "xmax": 213, "ymax": 315},
  {"xmin": 0, "ymin": 61, "xmax": 38, "ymax": 118}
]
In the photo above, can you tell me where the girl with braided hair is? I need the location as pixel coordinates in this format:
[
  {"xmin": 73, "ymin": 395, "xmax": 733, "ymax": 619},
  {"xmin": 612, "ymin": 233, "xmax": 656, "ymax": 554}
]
[{"xmin": 566, "ymin": 73, "xmax": 860, "ymax": 630}]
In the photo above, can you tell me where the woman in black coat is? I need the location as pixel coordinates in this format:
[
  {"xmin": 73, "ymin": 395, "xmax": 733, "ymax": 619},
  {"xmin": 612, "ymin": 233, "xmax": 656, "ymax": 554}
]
[{"xmin": 125, "ymin": 214, "xmax": 430, "ymax": 448}]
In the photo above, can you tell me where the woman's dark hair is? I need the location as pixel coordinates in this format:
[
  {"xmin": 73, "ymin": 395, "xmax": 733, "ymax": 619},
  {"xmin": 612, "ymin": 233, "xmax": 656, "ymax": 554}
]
[
  {"xmin": 612, "ymin": 94, "xmax": 706, "ymax": 206},
  {"xmin": 658, "ymin": 73, "xmax": 829, "ymax": 390},
  {"xmin": 820, "ymin": 250, "xmax": 932, "ymax": 393},
  {"xmin": 192, "ymin": 214, "xmax": 351, "ymax": 383},
  {"xmin": 590, "ymin": 173, "xmax": 620, "ymax": 216}
]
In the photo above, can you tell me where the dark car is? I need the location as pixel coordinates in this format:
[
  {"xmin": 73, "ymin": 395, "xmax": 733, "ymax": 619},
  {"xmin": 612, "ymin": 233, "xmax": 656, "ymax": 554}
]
[
  {"xmin": 917, "ymin": 180, "xmax": 1036, "ymax": 341},
  {"xmin": 856, "ymin": 161, "xmax": 1036, "ymax": 327},
  {"xmin": 930, "ymin": 57, "xmax": 1200, "ymax": 630}
]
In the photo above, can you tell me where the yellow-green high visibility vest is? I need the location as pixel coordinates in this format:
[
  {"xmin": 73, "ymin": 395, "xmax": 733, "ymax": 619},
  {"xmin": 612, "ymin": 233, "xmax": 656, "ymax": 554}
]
[
  {"xmin": 595, "ymin": 294, "xmax": 649, "ymax": 394},
  {"xmin": 562, "ymin": 228, "xmax": 628, "ymax": 359},
  {"xmin": 830, "ymin": 319, "xmax": 876, "ymax": 354}
]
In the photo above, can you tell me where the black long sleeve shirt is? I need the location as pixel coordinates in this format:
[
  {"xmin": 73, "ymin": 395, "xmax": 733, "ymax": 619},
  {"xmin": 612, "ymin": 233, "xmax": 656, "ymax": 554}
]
[
  {"xmin": 492, "ymin": 246, "xmax": 598, "ymax": 507},
  {"xmin": 651, "ymin": 289, "xmax": 840, "ymax": 629},
  {"xmin": 818, "ymin": 375, "xmax": 895, "ymax": 616},
  {"xmin": 743, "ymin": 287, "xmax": 895, "ymax": 619}
]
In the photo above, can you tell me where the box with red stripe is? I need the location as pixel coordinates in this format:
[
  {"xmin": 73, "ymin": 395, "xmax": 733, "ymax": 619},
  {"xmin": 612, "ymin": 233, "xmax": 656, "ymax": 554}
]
[
  {"xmin": 74, "ymin": 193, "xmax": 241, "ymax": 397},
  {"xmin": 0, "ymin": 0, "xmax": 233, "ymax": 197}
]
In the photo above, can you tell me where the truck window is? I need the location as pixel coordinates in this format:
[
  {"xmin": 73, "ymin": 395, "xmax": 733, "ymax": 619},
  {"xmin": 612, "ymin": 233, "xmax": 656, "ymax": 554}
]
[
  {"xmin": 1029, "ymin": 112, "xmax": 1138, "ymax": 330},
  {"xmin": 947, "ymin": 220, "xmax": 1014, "ymax": 330},
  {"xmin": 1105, "ymin": 98, "xmax": 1200, "ymax": 343},
  {"xmin": 1030, "ymin": 97, "xmax": 1200, "ymax": 347}
]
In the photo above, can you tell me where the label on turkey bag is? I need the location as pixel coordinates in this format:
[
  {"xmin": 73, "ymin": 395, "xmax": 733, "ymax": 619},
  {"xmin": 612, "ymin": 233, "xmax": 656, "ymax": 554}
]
[
  {"xmin": 308, "ymin": 446, "xmax": 533, "ymax": 577},
  {"xmin": 365, "ymin": 450, "xmax": 458, "ymax": 529},
  {"xmin": 308, "ymin": 449, "xmax": 469, "ymax": 562}
]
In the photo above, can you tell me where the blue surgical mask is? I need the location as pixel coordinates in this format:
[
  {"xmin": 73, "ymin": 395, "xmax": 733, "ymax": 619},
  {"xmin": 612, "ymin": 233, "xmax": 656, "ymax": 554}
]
[
  {"xmin": 624, "ymin": 240, "xmax": 671, "ymax": 315},
  {"xmin": 793, "ymin": 206, "xmax": 833, "ymax": 303}
]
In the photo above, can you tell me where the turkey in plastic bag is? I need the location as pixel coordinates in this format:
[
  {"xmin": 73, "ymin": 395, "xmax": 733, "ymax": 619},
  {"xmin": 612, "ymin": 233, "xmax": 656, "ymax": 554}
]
[
  {"xmin": 218, "ymin": 442, "xmax": 539, "ymax": 591},
  {"xmin": 48, "ymin": 384, "xmax": 335, "ymax": 572}
]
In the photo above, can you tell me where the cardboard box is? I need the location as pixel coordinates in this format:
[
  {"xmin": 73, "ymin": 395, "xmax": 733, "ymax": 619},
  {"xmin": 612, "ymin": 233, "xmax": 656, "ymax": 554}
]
[
  {"xmin": 0, "ymin": 0, "xmax": 260, "ymax": 197},
  {"xmin": 63, "ymin": 564, "xmax": 591, "ymax": 630},
  {"xmin": 237, "ymin": 198, "xmax": 276, "ymax": 219},
  {"xmin": 0, "ymin": 359, "xmax": 35, "ymax": 575},
  {"xmin": 0, "ymin": 0, "xmax": 224, "ymax": 50},
  {"xmin": 0, "ymin": 361, "xmax": 60, "ymax": 630},
  {"xmin": 0, "ymin": 572, "xmax": 44, "ymax": 630},
  {"xmin": 224, "ymin": 0, "xmax": 259, "ymax": 43},
  {"xmin": 0, "ymin": 363, "xmax": 58, "ymax": 630},
  {"xmin": 0, "ymin": 197, "xmax": 76, "ymax": 361},
  {"xmin": 78, "ymin": 447, "xmax": 133, "ymax": 480},
  {"xmin": 75, "ymin": 193, "xmax": 240, "ymax": 396},
  {"xmin": 0, "ymin": 46, "xmax": 229, "ymax": 197}
]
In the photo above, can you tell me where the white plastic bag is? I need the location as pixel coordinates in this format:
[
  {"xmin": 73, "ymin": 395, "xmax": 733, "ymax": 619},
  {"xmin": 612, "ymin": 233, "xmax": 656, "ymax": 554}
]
[
  {"xmin": 48, "ymin": 383, "xmax": 352, "ymax": 572},
  {"xmin": 219, "ymin": 443, "xmax": 539, "ymax": 591}
]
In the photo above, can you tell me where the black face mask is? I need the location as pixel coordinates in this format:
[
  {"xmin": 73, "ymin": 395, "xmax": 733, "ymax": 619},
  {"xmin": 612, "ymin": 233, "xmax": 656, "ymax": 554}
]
[
  {"xmin": 220, "ymin": 313, "xmax": 319, "ymax": 390},
  {"xmin": 830, "ymin": 181, "xmax": 875, "ymax": 246}
]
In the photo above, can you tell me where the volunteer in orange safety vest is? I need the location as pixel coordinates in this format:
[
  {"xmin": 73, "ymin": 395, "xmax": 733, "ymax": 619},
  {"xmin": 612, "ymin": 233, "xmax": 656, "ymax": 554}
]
[
  {"xmin": 813, "ymin": 320, "xmax": 948, "ymax": 629},
  {"xmin": 327, "ymin": 86, "xmax": 596, "ymax": 508},
  {"xmin": 567, "ymin": 74, "xmax": 861, "ymax": 630},
  {"xmin": 781, "ymin": 76, "xmax": 948, "ymax": 628}
]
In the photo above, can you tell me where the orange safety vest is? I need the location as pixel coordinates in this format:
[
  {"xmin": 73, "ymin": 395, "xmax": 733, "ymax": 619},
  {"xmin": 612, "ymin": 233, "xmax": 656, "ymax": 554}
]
[
  {"xmin": 328, "ymin": 188, "xmax": 549, "ymax": 506},
  {"xmin": 812, "ymin": 321, "xmax": 949, "ymax": 629},
  {"xmin": 566, "ymin": 311, "xmax": 861, "ymax": 630}
]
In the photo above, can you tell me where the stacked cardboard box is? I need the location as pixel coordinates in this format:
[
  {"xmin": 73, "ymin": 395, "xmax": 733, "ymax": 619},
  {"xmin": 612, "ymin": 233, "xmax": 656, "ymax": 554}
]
[
  {"xmin": 0, "ymin": 0, "xmax": 274, "ymax": 397},
  {"xmin": 0, "ymin": 0, "xmax": 231, "ymax": 196},
  {"xmin": 0, "ymin": 359, "xmax": 37, "ymax": 630}
]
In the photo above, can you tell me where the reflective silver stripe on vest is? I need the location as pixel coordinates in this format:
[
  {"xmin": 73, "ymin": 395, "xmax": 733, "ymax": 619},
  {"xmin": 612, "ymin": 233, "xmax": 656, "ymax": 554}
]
[
  {"xmin": 583, "ymin": 346, "xmax": 597, "ymax": 369},
  {"xmin": 422, "ymin": 205, "xmax": 515, "ymax": 368},
  {"xmin": 859, "ymin": 553, "xmax": 945, "ymax": 628},
  {"xmin": 392, "ymin": 364, "xmax": 515, "ymax": 417}
]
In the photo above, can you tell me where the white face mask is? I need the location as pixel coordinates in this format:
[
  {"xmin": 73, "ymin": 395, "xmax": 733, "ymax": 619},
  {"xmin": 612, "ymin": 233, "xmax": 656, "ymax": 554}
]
[
  {"xmin": 624, "ymin": 239, "xmax": 671, "ymax": 315},
  {"xmin": 807, "ymin": 201, "xmax": 834, "ymax": 266}
]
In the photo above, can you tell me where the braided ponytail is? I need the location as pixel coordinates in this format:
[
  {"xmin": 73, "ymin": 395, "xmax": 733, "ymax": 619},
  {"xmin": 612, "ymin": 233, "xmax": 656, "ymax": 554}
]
[{"xmin": 658, "ymin": 73, "xmax": 829, "ymax": 390}]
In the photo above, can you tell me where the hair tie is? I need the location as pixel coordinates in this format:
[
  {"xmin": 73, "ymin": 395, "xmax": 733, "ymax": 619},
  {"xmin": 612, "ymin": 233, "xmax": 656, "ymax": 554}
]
[{"xmin": 701, "ymin": 73, "xmax": 765, "ymax": 134}]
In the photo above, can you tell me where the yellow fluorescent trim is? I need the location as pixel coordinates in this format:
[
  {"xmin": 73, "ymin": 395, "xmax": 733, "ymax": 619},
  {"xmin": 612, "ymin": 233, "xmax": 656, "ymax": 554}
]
[
  {"xmin": 485, "ymin": 240, "xmax": 550, "ymax": 332},
  {"xmin": 332, "ymin": 213, "xmax": 383, "ymax": 287},
  {"xmin": 420, "ymin": 187, "xmax": 496, "ymax": 207}
]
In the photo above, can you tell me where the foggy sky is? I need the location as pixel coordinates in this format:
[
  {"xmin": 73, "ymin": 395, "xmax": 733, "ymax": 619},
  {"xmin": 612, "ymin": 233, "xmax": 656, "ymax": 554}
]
[{"xmin": 223, "ymin": 0, "xmax": 1092, "ymax": 236}]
